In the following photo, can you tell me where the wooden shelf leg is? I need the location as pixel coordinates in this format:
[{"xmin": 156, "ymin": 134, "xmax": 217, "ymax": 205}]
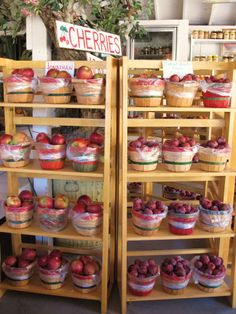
[{"xmin": 0, "ymin": 289, "xmax": 6, "ymax": 298}]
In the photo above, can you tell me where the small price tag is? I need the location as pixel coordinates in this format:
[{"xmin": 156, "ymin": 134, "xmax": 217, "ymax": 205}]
[
  {"xmin": 45, "ymin": 61, "xmax": 75, "ymax": 76},
  {"xmin": 162, "ymin": 61, "xmax": 193, "ymax": 79}
]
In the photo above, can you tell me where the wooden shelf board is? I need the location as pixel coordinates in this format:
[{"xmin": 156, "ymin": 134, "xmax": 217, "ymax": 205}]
[
  {"xmin": 0, "ymin": 102, "xmax": 106, "ymax": 110},
  {"xmin": 0, "ymin": 220, "xmax": 103, "ymax": 241},
  {"xmin": 0, "ymin": 276, "xmax": 101, "ymax": 301},
  {"xmin": 191, "ymin": 38, "xmax": 236, "ymax": 44},
  {"xmin": 0, "ymin": 160, "xmax": 104, "ymax": 181},
  {"xmin": 128, "ymin": 106, "xmax": 236, "ymax": 113},
  {"xmin": 126, "ymin": 281, "xmax": 231, "ymax": 302},
  {"xmin": 127, "ymin": 164, "xmax": 236, "ymax": 182},
  {"xmin": 127, "ymin": 220, "xmax": 234, "ymax": 241}
]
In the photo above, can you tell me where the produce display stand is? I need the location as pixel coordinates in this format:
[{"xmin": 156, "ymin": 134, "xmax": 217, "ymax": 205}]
[
  {"xmin": 118, "ymin": 57, "xmax": 236, "ymax": 313},
  {"xmin": 0, "ymin": 57, "xmax": 118, "ymax": 314}
]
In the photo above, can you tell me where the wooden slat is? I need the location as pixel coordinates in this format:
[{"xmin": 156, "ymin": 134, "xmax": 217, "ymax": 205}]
[
  {"xmin": 0, "ymin": 102, "xmax": 105, "ymax": 109},
  {"xmin": 128, "ymin": 106, "xmax": 236, "ymax": 113},
  {"xmin": 127, "ymin": 248, "xmax": 215, "ymax": 256}
]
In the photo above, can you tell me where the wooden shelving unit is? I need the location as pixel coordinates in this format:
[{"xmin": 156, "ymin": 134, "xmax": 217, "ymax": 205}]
[
  {"xmin": 0, "ymin": 57, "xmax": 118, "ymax": 314},
  {"xmin": 118, "ymin": 57, "xmax": 236, "ymax": 313}
]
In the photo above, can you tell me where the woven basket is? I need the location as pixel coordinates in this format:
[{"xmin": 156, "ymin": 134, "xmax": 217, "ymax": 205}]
[
  {"xmin": 39, "ymin": 260, "xmax": 69, "ymax": 290},
  {"xmin": 5, "ymin": 81, "xmax": 34, "ymax": 103},
  {"xmin": 161, "ymin": 270, "xmax": 192, "ymax": 295},
  {"xmin": 165, "ymin": 81, "xmax": 198, "ymax": 107},
  {"xmin": 43, "ymin": 86, "xmax": 71, "ymax": 104},
  {"xmin": 163, "ymin": 150, "xmax": 196, "ymax": 172},
  {"xmin": 72, "ymin": 78, "xmax": 105, "ymax": 105},
  {"xmin": 2, "ymin": 261, "xmax": 36, "ymax": 286},
  {"xmin": 129, "ymin": 78, "xmax": 165, "ymax": 107},
  {"xmin": 197, "ymin": 284, "xmax": 219, "ymax": 293},
  {"xmin": 3, "ymin": 159, "xmax": 30, "ymax": 168},
  {"xmin": 128, "ymin": 149, "xmax": 159, "ymax": 172},
  {"xmin": 72, "ymin": 212, "xmax": 103, "ymax": 236},
  {"xmin": 199, "ymin": 149, "xmax": 229, "ymax": 172},
  {"xmin": 5, "ymin": 204, "xmax": 34, "ymax": 229}
]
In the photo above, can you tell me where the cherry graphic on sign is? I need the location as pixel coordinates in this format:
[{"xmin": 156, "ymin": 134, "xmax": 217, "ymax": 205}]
[
  {"xmin": 60, "ymin": 36, "xmax": 64, "ymax": 42},
  {"xmin": 66, "ymin": 40, "xmax": 69, "ymax": 45}
]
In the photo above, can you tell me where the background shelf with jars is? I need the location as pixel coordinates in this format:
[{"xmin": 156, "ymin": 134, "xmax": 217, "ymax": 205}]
[
  {"xmin": 118, "ymin": 57, "xmax": 236, "ymax": 314},
  {"xmin": 0, "ymin": 57, "xmax": 118, "ymax": 314}
]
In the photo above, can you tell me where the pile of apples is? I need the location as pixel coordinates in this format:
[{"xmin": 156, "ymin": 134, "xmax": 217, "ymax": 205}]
[
  {"xmin": 128, "ymin": 258, "xmax": 158, "ymax": 278},
  {"xmin": 133, "ymin": 73, "xmax": 161, "ymax": 79},
  {"xmin": 36, "ymin": 132, "xmax": 65, "ymax": 145},
  {"xmin": 38, "ymin": 249, "xmax": 65, "ymax": 270},
  {"xmin": 180, "ymin": 190, "xmax": 202, "ymax": 200},
  {"xmin": 11, "ymin": 68, "xmax": 34, "ymax": 78},
  {"xmin": 133, "ymin": 198, "xmax": 166, "ymax": 215},
  {"xmin": 45, "ymin": 69, "xmax": 71, "ymax": 79},
  {"xmin": 204, "ymin": 75, "xmax": 230, "ymax": 84},
  {"xmin": 161, "ymin": 256, "xmax": 191, "ymax": 277},
  {"xmin": 168, "ymin": 202, "xmax": 198, "ymax": 214},
  {"xmin": 199, "ymin": 197, "xmax": 230, "ymax": 212},
  {"xmin": 37, "ymin": 194, "xmax": 69, "ymax": 210},
  {"xmin": 201, "ymin": 136, "xmax": 228, "ymax": 150},
  {"xmin": 169, "ymin": 73, "xmax": 199, "ymax": 83},
  {"xmin": 71, "ymin": 256, "xmax": 100, "ymax": 276},
  {"xmin": 4, "ymin": 248, "xmax": 36, "ymax": 268},
  {"xmin": 164, "ymin": 136, "xmax": 196, "ymax": 148},
  {"xmin": 128, "ymin": 137, "xmax": 159, "ymax": 150},
  {"xmin": 194, "ymin": 254, "xmax": 225, "ymax": 276},
  {"xmin": 72, "ymin": 194, "xmax": 102, "ymax": 214},
  {"xmin": 5, "ymin": 190, "xmax": 34, "ymax": 208},
  {"xmin": 75, "ymin": 66, "xmax": 104, "ymax": 80},
  {"xmin": 0, "ymin": 131, "xmax": 30, "ymax": 145}
]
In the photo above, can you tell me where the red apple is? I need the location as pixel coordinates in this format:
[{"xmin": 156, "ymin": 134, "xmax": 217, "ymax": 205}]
[
  {"xmin": 71, "ymin": 259, "xmax": 84, "ymax": 274},
  {"xmin": 73, "ymin": 202, "xmax": 86, "ymax": 214},
  {"xmin": 21, "ymin": 68, "xmax": 34, "ymax": 77},
  {"xmin": 169, "ymin": 74, "xmax": 180, "ymax": 82},
  {"xmin": 57, "ymin": 71, "xmax": 71, "ymax": 79},
  {"xmin": 89, "ymin": 132, "xmax": 104, "ymax": 146},
  {"xmin": 6, "ymin": 196, "xmax": 21, "ymax": 207},
  {"xmin": 46, "ymin": 69, "xmax": 59, "ymax": 78},
  {"xmin": 54, "ymin": 194, "xmax": 69, "ymax": 209},
  {"xmin": 80, "ymin": 255, "xmax": 92, "ymax": 265},
  {"xmin": 71, "ymin": 138, "xmax": 89, "ymax": 148},
  {"xmin": 76, "ymin": 66, "xmax": 93, "ymax": 79},
  {"xmin": 20, "ymin": 248, "xmax": 36, "ymax": 261},
  {"xmin": 38, "ymin": 196, "xmax": 53, "ymax": 209},
  {"xmin": 51, "ymin": 134, "xmax": 65, "ymax": 145},
  {"xmin": 18, "ymin": 259, "xmax": 31, "ymax": 268},
  {"xmin": 47, "ymin": 256, "xmax": 62, "ymax": 270},
  {"xmin": 36, "ymin": 132, "xmax": 50, "ymax": 143},
  {"xmin": 0, "ymin": 134, "xmax": 13, "ymax": 144},
  {"xmin": 87, "ymin": 204, "xmax": 102, "ymax": 214},
  {"xmin": 181, "ymin": 74, "xmax": 193, "ymax": 82},
  {"xmin": 77, "ymin": 194, "xmax": 92, "ymax": 206},
  {"xmin": 38, "ymin": 255, "xmax": 48, "ymax": 268},
  {"xmin": 83, "ymin": 261, "xmax": 96, "ymax": 275},
  {"xmin": 19, "ymin": 190, "xmax": 33, "ymax": 203},
  {"xmin": 12, "ymin": 132, "xmax": 30, "ymax": 144},
  {"xmin": 49, "ymin": 249, "xmax": 62, "ymax": 258},
  {"xmin": 5, "ymin": 256, "xmax": 17, "ymax": 267}
]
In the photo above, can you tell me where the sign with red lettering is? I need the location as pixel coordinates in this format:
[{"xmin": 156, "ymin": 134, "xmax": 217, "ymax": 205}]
[{"xmin": 56, "ymin": 21, "xmax": 122, "ymax": 56}]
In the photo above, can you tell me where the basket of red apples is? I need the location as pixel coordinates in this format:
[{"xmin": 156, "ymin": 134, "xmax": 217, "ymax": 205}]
[
  {"xmin": 71, "ymin": 195, "xmax": 103, "ymax": 236},
  {"xmin": 4, "ymin": 190, "xmax": 34, "ymax": 229},
  {"xmin": 66, "ymin": 137, "xmax": 99, "ymax": 172},
  {"xmin": 165, "ymin": 74, "xmax": 199, "ymax": 107},
  {"xmin": 72, "ymin": 66, "xmax": 105, "ymax": 105},
  {"xmin": 127, "ymin": 258, "xmax": 159, "ymax": 296},
  {"xmin": 38, "ymin": 250, "xmax": 69, "ymax": 290},
  {"xmin": 128, "ymin": 137, "xmax": 160, "ymax": 171},
  {"xmin": 128, "ymin": 73, "xmax": 165, "ymax": 107},
  {"xmin": 160, "ymin": 256, "xmax": 192, "ymax": 295},
  {"xmin": 35, "ymin": 132, "xmax": 66, "ymax": 170},
  {"xmin": 201, "ymin": 76, "xmax": 232, "ymax": 108},
  {"xmin": 192, "ymin": 255, "xmax": 226, "ymax": 292},
  {"xmin": 132, "ymin": 198, "xmax": 167, "ymax": 236},
  {"xmin": 168, "ymin": 202, "xmax": 199, "ymax": 235},
  {"xmin": 179, "ymin": 190, "xmax": 202, "ymax": 201},
  {"xmin": 39, "ymin": 69, "xmax": 72, "ymax": 104},
  {"xmin": 163, "ymin": 186, "xmax": 180, "ymax": 200},
  {"xmin": 89, "ymin": 131, "xmax": 104, "ymax": 163},
  {"xmin": 37, "ymin": 195, "xmax": 69, "ymax": 232},
  {"xmin": 2, "ymin": 249, "xmax": 37, "ymax": 286},
  {"xmin": 4, "ymin": 68, "xmax": 37, "ymax": 103},
  {"xmin": 199, "ymin": 137, "xmax": 230, "ymax": 172},
  {"xmin": 70, "ymin": 256, "xmax": 101, "ymax": 293},
  {"xmin": 162, "ymin": 136, "xmax": 198, "ymax": 172},
  {"xmin": 198, "ymin": 197, "xmax": 232, "ymax": 233},
  {"xmin": 0, "ymin": 132, "xmax": 32, "ymax": 168}
]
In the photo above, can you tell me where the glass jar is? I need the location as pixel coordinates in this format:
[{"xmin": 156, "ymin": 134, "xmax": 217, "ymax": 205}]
[
  {"xmin": 229, "ymin": 30, "xmax": 235, "ymax": 40},
  {"xmin": 228, "ymin": 55, "xmax": 234, "ymax": 62},
  {"xmin": 200, "ymin": 56, "xmax": 206, "ymax": 61},
  {"xmin": 223, "ymin": 31, "xmax": 230, "ymax": 40},
  {"xmin": 217, "ymin": 31, "xmax": 224, "ymax": 39},
  {"xmin": 193, "ymin": 56, "xmax": 200, "ymax": 61},
  {"xmin": 192, "ymin": 30, "xmax": 199, "ymax": 39},
  {"xmin": 212, "ymin": 55, "xmax": 219, "ymax": 62},
  {"xmin": 223, "ymin": 56, "xmax": 229, "ymax": 62},
  {"xmin": 204, "ymin": 31, "xmax": 209, "ymax": 39},
  {"xmin": 198, "ymin": 30, "xmax": 204, "ymax": 39},
  {"xmin": 210, "ymin": 31, "xmax": 217, "ymax": 39},
  {"xmin": 206, "ymin": 56, "xmax": 213, "ymax": 62}
]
